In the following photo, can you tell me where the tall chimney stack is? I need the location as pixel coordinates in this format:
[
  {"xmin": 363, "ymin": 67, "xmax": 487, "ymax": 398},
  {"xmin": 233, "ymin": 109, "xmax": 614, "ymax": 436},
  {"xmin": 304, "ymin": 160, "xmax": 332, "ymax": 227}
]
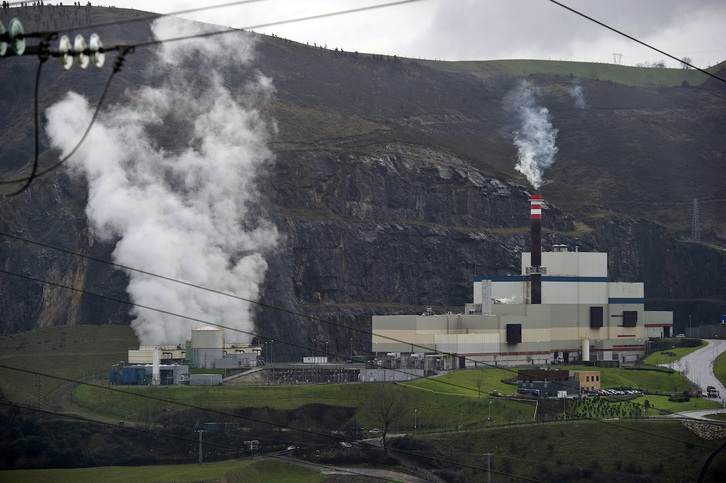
[{"xmin": 528, "ymin": 195, "xmax": 544, "ymax": 304}]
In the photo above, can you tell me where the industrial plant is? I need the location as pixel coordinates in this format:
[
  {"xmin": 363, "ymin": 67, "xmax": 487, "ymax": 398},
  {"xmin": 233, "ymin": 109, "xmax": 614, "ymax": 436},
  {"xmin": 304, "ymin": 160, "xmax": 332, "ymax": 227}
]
[
  {"xmin": 372, "ymin": 195, "xmax": 673, "ymax": 368},
  {"xmin": 112, "ymin": 195, "xmax": 674, "ymax": 386},
  {"xmin": 110, "ymin": 326, "xmax": 262, "ymax": 386}
]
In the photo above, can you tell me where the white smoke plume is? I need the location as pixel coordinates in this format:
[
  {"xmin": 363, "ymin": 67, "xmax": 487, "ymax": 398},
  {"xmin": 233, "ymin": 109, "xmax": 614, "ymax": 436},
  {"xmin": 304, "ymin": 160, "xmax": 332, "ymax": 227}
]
[
  {"xmin": 45, "ymin": 18, "xmax": 277, "ymax": 345},
  {"xmin": 506, "ymin": 80, "xmax": 559, "ymax": 190},
  {"xmin": 569, "ymin": 79, "xmax": 587, "ymax": 109}
]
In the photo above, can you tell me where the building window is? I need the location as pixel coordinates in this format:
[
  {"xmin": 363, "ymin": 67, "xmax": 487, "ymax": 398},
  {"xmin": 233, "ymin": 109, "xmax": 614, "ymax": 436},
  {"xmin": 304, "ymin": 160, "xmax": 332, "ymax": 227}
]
[
  {"xmin": 623, "ymin": 311, "xmax": 638, "ymax": 327},
  {"xmin": 590, "ymin": 306, "xmax": 604, "ymax": 328},
  {"xmin": 506, "ymin": 324, "xmax": 522, "ymax": 344},
  {"xmin": 586, "ymin": 376, "xmax": 590, "ymax": 382}
]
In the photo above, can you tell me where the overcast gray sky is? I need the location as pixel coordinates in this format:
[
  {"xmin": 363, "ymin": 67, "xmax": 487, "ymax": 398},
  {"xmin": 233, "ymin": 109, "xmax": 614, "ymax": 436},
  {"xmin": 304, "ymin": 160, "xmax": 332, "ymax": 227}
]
[{"xmin": 100, "ymin": 1, "xmax": 725, "ymax": 67}]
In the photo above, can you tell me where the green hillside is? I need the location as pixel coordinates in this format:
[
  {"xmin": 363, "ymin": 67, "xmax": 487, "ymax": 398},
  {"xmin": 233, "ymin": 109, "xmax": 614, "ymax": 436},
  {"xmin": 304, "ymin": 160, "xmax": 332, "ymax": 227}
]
[{"xmin": 419, "ymin": 58, "xmax": 726, "ymax": 87}]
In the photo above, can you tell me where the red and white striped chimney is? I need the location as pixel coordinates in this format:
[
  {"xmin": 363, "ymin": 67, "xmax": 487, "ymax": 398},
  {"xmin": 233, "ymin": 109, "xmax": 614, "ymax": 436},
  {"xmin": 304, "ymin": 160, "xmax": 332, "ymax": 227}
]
[{"xmin": 529, "ymin": 194, "xmax": 543, "ymax": 304}]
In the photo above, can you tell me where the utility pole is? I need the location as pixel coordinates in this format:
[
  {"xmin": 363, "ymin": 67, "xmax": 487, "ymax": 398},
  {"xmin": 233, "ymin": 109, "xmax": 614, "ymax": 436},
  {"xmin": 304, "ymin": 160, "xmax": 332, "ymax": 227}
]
[
  {"xmin": 484, "ymin": 452, "xmax": 494, "ymax": 483},
  {"xmin": 196, "ymin": 430, "xmax": 205, "ymax": 464},
  {"xmin": 36, "ymin": 374, "xmax": 42, "ymax": 411}
]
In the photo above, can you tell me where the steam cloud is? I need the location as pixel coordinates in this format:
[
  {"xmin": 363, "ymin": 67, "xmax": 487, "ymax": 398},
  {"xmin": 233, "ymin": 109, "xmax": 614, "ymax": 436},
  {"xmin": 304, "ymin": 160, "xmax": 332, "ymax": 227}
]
[
  {"xmin": 46, "ymin": 18, "xmax": 277, "ymax": 345},
  {"xmin": 569, "ymin": 79, "xmax": 587, "ymax": 109},
  {"xmin": 506, "ymin": 80, "xmax": 559, "ymax": 189}
]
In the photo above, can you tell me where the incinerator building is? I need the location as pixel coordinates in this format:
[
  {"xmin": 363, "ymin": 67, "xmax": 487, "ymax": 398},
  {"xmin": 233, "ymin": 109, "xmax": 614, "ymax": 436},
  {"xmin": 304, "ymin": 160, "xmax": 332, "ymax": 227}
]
[{"xmin": 371, "ymin": 196, "xmax": 673, "ymax": 367}]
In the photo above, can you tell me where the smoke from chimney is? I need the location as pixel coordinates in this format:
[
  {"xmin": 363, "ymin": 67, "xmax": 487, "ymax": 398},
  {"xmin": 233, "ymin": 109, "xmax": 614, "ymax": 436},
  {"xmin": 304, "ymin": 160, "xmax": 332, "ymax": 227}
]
[
  {"xmin": 569, "ymin": 79, "xmax": 587, "ymax": 109},
  {"xmin": 506, "ymin": 80, "xmax": 558, "ymax": 189},
  {"xmin": 45, "ymin": 18, "xmax": 277, "ymax": 345}
]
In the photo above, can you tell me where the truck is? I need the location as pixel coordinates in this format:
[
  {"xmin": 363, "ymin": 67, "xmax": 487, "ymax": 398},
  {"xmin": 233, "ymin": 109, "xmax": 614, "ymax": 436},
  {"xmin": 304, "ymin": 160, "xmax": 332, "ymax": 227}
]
[{"xmin": 706, "ymin": 386, "xmax": 720, "ymax": 398}]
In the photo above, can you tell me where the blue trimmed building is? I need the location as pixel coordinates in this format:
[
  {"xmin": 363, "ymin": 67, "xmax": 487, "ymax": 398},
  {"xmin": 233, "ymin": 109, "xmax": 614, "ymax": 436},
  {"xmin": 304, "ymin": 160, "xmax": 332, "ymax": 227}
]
[{"xmin": 372, "ymin": 245, "xmax": 672, "ymax": 368}]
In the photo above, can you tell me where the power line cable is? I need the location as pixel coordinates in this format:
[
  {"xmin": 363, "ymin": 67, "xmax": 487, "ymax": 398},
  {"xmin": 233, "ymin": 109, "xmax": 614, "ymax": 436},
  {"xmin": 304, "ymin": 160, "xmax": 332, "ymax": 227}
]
[
  {"xmin": 0, "ymin": 400, "xmax": 239, "ymax": 453},
  {"xmin": 1, "ymin": 7, "xmax": 720, "ymax": 476},
  {"xmin": 0, "ymin": 249, "xmax": 720, "ymax": 438},
  {"xmin": 1, "ymin": 46, "xmax": 134, "ymax": 196},
  {"xmin": 0, "ymin": 261, "xmax": 490, "ymax": 394},
  {"xmin": 0, "ymin": 229, "xmax": 592, "ymax": 398},
  {"xmin": 0, "ymin": 0, "xmax": 423, "ymax": 190},
  {"xmin": 0, "ymin": 0, "xmax": 720, "ymax": 447},
  {"xmin": 0, "ymin": 364, "xmax": 719, "ymax": 481},
  {"xmin": 0, "ymin": 367, "xmax": 541, "ymax": 481},
  {"xmin": 1, "ymin": 255, "xmax": 722, "ymax": 479},
  {"xmin": 46, "ymin": 0, "xmax": 269, "ymax": 35},
  {"xmin": 548, "ymin": 0, "xmax": 726, "ymax": 83},
  {"xmin": 0, "ymin": 228, "xmax": 710, "ymax": 402},
  {"xmin": 0, "ymin": 398, "xmax": 398, "ymax": 481},
  {"xmin": 3, "ymin": 0, "xmax": 722, "ymax": 190}
]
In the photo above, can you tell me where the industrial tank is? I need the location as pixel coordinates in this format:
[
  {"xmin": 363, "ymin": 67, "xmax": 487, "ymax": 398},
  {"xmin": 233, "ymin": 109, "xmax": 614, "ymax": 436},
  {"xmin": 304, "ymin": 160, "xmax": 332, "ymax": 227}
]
[{"xmin": 191, "ymin": 326, "xmax": 224, "ymax": 368}]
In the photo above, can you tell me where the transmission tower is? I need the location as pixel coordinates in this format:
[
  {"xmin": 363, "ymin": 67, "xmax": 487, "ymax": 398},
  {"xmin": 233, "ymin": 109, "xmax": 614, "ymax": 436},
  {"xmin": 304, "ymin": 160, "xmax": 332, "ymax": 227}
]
[
  {"xmin": 613, "ymin": 53, "xmax": 623, "ymax": 64},
  {"xmin": 692, "ymin": 199, "xmax": 700, "ymax": 242}
]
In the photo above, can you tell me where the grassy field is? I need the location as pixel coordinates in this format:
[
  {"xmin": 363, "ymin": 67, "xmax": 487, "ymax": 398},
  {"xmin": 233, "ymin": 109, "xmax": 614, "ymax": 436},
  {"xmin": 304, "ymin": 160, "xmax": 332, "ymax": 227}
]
[
  {"xmin": 69, "ymin": 373, "xmax": 537, "ymax": 432},
  {"xmin": 419, "ymin": 419, "xmax": 726, "ymax": 482},
  {"xmin": 0, "ymin": 325, "xmax": 138, "ymax": 406},
  {"xmin": 3, "ymin": 325, "xmax": 726, "ymax": 481},
  {"xmin": 417, "ymin": 58, "xmax": 726, "ymax": 88},
  {"xmin": 715, "ymin": 351, "xmax": 726, "ymax": 387},
  {"xmin": 642, "ymin": 341, "xmax": 707, "ymax": 365},
  {"xmin": 65, "ymin": 362, "xmax": 718, "ymax": 434},
  {"xmin": 0, "ymin": 459, "xmax": 324, "ymax": 483}
]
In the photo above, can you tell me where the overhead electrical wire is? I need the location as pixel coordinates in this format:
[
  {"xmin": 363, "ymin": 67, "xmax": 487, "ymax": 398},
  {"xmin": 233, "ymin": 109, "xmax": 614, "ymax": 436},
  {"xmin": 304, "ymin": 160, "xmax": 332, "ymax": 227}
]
[
  {"xmin": 0, "ymin": 1, "xmax": 721, "ymax": 410},
  {"xmin": 0, "ymin": 232, "xmax": 720, "ymax": 440},
  {"xmin": 0, "ymin": 259, "xmax": 487, "ymax": 393},
  {"xmin": 1, "ymin": 3, "xmax": 724, "ymax": 473},
  {"xmin": 1, "ymin": 228, "xmax": 721, "ymax": 414},
  {"xmin": 0, "ymin": 230, "xmax": 722, "ymax": 475},
  {"xmin": 547, "ymin": 0, "xmax": 726, "ymax": 83},
  {"xmin": 9, "ymin": 359, "xmax": 706, "ymax": 482},
  {"xmin": 0, "ymin": 229, "xmax": 634, "ymax": 401},
  {"xmin": 3, "ymin": 0, "xmax": 722, "ymax": 191},
  {"xmin": 0, "ymin": 367, "xmax": 540, "ymax": 482},
  {"xmin": 1, "ymin": 46, "xmax": 134, "ymax": 196},
  {"xmin": 0, "ymin": 358, "xmax": 719, "ymax": 480},
  {"xmin": 0, "ymin": 0, "xmax": 424, "ymax": 193}
]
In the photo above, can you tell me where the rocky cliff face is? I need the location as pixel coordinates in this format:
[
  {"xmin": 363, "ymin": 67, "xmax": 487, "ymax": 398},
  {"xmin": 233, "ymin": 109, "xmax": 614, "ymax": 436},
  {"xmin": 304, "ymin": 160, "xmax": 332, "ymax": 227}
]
[{"xmin": 252, "ymin": 143, "xmax": 726, "ymax": 358}]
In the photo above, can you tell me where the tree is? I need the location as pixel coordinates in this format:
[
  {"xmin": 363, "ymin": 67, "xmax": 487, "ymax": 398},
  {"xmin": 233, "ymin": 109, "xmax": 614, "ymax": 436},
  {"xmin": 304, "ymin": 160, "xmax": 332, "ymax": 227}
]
[
  {"xmin": 363, "ymin": 383, "xmax": 410, "ymax": 452},
  {"xmin": 681, "ymin": 57, "xmax": 693, "ymax": 69},
  {"xmin": 476, "ymin": 374, "xmax": 484, "ymax": 398}
]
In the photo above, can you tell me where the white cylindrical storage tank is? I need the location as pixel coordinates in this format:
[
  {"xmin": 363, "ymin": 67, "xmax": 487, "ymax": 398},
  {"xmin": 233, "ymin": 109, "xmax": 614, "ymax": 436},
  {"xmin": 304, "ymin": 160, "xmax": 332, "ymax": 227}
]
[
  {"xmin": 152, "ymin": 347, "xmax": 160, "ymax": 386},
  {"xmin": 191, "ymin": 326, "xmax": 224, "ymax": 368},
  {"xmin": 581, "ymin": 338, "xmax": 590, "ymax": 362}
]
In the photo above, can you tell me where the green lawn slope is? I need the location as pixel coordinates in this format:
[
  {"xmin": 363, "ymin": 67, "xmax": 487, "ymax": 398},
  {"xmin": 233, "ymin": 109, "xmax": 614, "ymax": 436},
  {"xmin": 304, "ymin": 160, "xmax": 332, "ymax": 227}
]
[{"xmin": 0, "ymin": 459, "xmax": 323, "ymax": 483}]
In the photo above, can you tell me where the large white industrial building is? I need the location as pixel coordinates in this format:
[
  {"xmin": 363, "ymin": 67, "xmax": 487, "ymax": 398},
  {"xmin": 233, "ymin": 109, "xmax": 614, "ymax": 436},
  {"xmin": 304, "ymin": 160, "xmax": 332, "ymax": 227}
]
[{"xmin": 372, "ymin": 196, "xmax": 673, "ymax": 367}]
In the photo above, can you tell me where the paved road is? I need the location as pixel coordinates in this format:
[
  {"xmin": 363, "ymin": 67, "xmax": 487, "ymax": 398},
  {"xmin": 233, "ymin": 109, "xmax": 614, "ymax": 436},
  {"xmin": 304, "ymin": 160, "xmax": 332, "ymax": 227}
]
[
  {"xmin": 664, "ymin": 408, "xmax": 726, "ymax": 421},
  {"xmin": 661, "ymin": 339, "xmax": 726, "ymax": 407},
  {"xmin": 267, "ymin": 455, "xmax": 432, "ymax": 482}
]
